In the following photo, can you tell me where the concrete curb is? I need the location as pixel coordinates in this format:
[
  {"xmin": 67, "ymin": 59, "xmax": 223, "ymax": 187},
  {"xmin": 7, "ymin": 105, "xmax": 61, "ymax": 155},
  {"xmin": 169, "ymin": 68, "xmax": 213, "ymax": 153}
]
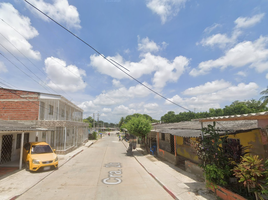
[{"xmin": 121, "ymin": 141, "xmax": 178, "ymax": 200}]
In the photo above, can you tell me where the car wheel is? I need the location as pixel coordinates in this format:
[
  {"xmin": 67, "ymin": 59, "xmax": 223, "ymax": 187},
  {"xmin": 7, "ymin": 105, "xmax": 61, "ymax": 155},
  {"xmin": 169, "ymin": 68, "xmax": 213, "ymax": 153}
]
[
  {"xmin": 55, "ymin": 166, "xmax": 59, "ymax": 170},
  {"xmin": 26, "ymin": 162, "xmax": 30, "ymax": 171}
]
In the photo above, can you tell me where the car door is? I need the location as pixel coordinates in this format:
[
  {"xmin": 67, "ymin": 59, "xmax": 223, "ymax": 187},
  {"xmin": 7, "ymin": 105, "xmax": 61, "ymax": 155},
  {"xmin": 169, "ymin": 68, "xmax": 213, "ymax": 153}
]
[{"xmin": 23, "ymin": 143, "xmax": 31, "ymax": 162}]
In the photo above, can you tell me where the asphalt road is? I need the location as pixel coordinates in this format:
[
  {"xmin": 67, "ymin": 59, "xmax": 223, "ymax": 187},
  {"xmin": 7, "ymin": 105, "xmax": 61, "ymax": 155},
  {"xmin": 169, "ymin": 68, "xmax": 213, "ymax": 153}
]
[{"xmin": 17, "ymin": 132, "xmax": 173, "ymax": 200}]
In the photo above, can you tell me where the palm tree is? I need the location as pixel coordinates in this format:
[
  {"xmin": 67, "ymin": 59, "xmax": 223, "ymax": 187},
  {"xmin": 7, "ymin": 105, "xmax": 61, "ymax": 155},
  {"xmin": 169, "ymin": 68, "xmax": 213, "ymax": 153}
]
[{"xmin": 260, "ymin": 86, "xmax": 268, "ymax": 106}]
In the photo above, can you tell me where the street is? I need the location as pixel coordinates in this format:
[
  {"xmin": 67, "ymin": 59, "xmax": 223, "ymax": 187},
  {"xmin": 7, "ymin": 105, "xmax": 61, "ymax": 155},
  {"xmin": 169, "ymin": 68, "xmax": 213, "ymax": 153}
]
[{"xmin": 17, "ymin": 132, "xmax": 173, "ymax": 200}]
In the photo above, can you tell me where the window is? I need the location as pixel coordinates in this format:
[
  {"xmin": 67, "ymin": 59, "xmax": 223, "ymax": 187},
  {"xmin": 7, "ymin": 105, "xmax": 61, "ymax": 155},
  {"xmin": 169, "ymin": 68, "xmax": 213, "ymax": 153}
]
[
  {"xmin": 16, "ymin": 133, "xmax": 29, "ymax": 149},
  {"xmin": 183, "ymin": 137, "xmax": 191, "ymax": 146},
  {"xmin": 66, "ymin": 111, "xmax": 69, "ymax": 120},
  {"xmin": 161, "ymin": 133, "xmax": 165, "ymax": 140},
  {"xmin": 49, "ymin": 105, "xmax": 54, "ymax": 115},
  {"xmin": 40, "ymin": 102, "xmax": 45, "ymax": 120},
  {"xmin": 42, "ymin": 131, "xmax": 46, "ymax": 140},
  {"xmin": 223, "ymin": 138, "xmax": 241, "ymax": 154},
  {"xmin": 61, "ymin": 109, "xmax": 65, "ymax": 118}
]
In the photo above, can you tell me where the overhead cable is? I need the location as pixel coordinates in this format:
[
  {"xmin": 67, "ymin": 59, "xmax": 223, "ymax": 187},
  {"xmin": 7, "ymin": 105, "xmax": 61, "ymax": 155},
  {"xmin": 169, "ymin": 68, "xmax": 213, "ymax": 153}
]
[{"xmin": 24, "ymin": 0, "xmax": 192, "ymax": 112}]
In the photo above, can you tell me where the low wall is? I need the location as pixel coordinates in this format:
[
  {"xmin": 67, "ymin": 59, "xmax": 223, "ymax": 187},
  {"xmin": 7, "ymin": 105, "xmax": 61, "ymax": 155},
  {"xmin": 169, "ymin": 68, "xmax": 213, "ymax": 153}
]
[
  {"xmin": 158, "ymin": 149, "xmax": 178, "ymax": 165},
  {"xmin": 56, "ymin": 145, "xmax": 77, "ymax": 155},
  {"xmin": 185, "ymin": 160, "xmax": 204, "ymax": 180},
  {"xmin": 207, "ymin": 181, "xmax": 247, "ymax": 200}
]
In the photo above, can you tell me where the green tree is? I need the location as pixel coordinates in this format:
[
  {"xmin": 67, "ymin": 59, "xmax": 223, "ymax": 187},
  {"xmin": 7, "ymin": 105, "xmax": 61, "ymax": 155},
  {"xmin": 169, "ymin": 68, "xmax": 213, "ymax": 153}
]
[
  {"xmin": 118, "ymin": 117, "xmax": 124, "ymax": 128},
  {"xmin": 125, "ymin": 116, "xmax": 152, "ymax": 142},
  {"xmin": 161, "ymin": 111, "xmax": 176, "ymax": 123},
  {"xmin": 83, "ymin": 117, "xmax": 93, "ymax": 128},
  {"xmin": 260, "ymin": 86, "xmax": 268, "ymax": 106}
]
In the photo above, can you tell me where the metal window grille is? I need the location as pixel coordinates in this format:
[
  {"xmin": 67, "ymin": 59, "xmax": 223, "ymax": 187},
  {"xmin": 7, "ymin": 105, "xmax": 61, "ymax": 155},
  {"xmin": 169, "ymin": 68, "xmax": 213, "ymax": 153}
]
[
  {"xmin": 16, "ymin": 133, "xmax": 29, "ymax": 149},
  {"xmin": 1, "ymin": 135, "xmax": 13, "ymax": 164}
]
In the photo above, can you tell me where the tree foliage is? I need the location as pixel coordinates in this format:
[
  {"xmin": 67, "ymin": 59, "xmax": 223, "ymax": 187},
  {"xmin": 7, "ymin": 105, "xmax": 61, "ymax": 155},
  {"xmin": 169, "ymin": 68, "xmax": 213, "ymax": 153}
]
[
  {"xmin": 121, "ymin": 113, "xmax": 158, "ymax": 126},
  {"xmin": 124, "ymin": 116, "xmax": 152, "ymax": 139},
  {"xmin": 260, "ymin": 86, "xmax": 268, "ymax": 106},
  {"xmin": 161, "ymin": 99, "xmax": 268, "ymax": 123}
]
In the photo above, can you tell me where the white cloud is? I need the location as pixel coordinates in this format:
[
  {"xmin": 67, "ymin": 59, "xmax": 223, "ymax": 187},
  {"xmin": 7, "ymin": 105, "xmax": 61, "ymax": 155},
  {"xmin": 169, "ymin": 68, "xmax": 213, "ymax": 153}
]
[
  {"xmin": 0, "ymin": 3, "xmax": 40, "ymax": 60},
  {"xmin": 79, "ymin": 101, "xmax": 96, "ymax": 112},
  {"xmin": 103, "ymin": 108, "xmax": 112, "ymax": 113},
  {"xmin": 44, "ymin": 57, "xmax": 87, "ymax": 92},
  {"xmin": 199, "ymin": 33, "xmax": 234, "ymax": 48},
  {"xmin": 266, "ymin": 74, "xmax": 268, "ymax": 79},
  {"xmin": 237, "ymin": 71, "xmax": 247, "ymax": 77},
  {"xmin": 124, "ymin": 49, "xmax": 130, "ymax": 54},
  {"xmin": 138, "ymin": 36, "xmax": 160, "ymax": 53},
  {"xmin": 235, "ymin": 13, "xmax": 265, "ymax": 29},
  {"xmin": 146, "ymin": 0, "xmax": 187, "ymax": 24},
  {"xmin": 129, "ymin": 102, "xmax": 145, "ymax": 109},
  {"xmin": 199, "ymin": 13, "xmax": 264, "ymax": 49},
  {"xmin": 26, "ymin": 0, "xmax": 81, "ymax": 29},
  {"xmin": 112, "ymin": 79, "xmax": 122, "ymax": 87},
  {"xmin": 113, "ymin": 105, "xmax": 136, "ymax": 116},
  {"xmin": 166, "ymin": 82, "xmax": 259, "ymax": 111},
  {"xmin": 190, "ymin": 36, "xmax": 268, "ymax": 76},
  {"xmin": 143, "ymin": 103, "xmax": 159, "ymax": 114},
  {"xmin": 204, "ymin": 23, "xmax": 220, "ymax": 34},
  {"xmin": 90, "ymin": 52, "xmax": 189, "ymax": 90},
  {"xmin": 0, "ymin": 62, "xmax": 7, "ymax": 73},
  {"xmin": 183, "ymin": 80, "xmax": 231, "ymax": 96}
]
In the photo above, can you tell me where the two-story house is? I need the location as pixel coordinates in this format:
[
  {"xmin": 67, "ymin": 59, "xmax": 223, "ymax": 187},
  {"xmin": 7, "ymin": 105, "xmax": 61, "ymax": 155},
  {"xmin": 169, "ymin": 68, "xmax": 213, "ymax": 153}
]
[{"xmin": 0, "ymin": 87, "xmax": 88, "ymax": 168}]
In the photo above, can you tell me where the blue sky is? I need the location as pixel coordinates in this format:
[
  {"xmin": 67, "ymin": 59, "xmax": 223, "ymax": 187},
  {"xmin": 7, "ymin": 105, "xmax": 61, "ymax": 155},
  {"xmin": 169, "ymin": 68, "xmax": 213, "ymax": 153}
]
[{"xmin": 0, "ymin": 0, "xmax": 268, "ymax": 123}]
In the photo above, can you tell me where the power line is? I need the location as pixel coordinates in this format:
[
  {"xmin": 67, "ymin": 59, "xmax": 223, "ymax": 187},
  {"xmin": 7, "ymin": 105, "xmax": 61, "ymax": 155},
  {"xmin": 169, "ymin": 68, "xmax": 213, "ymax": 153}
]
[
  {"xmin": 24, "ymin": 0, "xmax": 192, "ymax": 112},
  {"xmin": 0, "ymin": 51, "xmax": 52, "ymax": 93},
  {"xmin": 0, "ymin": 19, "xmax": 78, "ymax": 100},
  {"xmin": 0, "ymin": 77, "xmax": 17, "ymax": 89}
]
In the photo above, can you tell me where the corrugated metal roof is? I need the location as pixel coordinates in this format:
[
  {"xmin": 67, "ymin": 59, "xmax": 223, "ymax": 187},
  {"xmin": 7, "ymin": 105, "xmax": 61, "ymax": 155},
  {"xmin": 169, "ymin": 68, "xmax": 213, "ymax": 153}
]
[
  {"xmin": 199, "ymin": 111, "xmax": 268, "ymax": 122},
  {"xmin": 152, "ymin": 120, "xmax": 259, "ymax": 137}
]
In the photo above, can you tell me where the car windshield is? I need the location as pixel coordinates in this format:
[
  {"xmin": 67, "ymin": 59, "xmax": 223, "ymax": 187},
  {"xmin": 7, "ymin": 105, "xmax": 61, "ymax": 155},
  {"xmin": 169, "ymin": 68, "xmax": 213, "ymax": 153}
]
[{"xmin": 31, "ymin": 145, "xmax": 53, "ymax": 154}]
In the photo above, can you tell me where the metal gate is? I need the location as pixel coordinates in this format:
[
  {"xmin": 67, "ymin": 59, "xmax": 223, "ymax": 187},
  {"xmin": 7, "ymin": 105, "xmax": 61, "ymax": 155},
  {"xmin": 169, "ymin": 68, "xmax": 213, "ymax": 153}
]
[{"xmin": 1, "ymin": 135, "xmax": 13, "ymax": 164}]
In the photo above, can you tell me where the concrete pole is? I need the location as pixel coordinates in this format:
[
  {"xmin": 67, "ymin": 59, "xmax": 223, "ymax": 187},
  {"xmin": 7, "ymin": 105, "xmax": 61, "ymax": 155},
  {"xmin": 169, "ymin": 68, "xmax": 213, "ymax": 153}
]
[
  {"xmin": 201, "ymin": 122, "xmax": 204, "ymax": 139},
  {"xmin": 64, "ymin": 127, "xmax": 67, "ymax": 150},
  {"xmin": 174, "ymin": 135, "xmax": 177, "ymax": 156},
  {"xmin": 19, "ymin": 132, "xmax": 24, "ymax": 170}
]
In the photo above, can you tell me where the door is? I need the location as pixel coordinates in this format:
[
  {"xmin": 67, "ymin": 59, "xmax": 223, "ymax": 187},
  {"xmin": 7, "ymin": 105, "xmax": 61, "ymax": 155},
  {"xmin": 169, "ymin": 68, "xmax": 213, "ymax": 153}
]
[
  {"xmin": 1, "ymin": 135, "xmax": 13, "ymax": 164},
  {"xmin": 170, "ymin": 134, "xmax": 175, "ymax": 154}
]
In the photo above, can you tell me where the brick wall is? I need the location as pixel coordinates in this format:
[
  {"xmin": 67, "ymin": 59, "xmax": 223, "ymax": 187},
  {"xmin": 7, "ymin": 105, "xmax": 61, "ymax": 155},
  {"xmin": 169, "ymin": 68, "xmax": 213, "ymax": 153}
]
[{"xmin": 0, "ymin": 88, "xmax": 39, "ymax": 120}]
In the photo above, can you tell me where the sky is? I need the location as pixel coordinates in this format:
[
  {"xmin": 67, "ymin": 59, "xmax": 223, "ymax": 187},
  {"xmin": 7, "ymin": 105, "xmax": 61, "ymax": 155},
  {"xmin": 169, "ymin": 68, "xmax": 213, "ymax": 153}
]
[{"xmin": 0, "ymin": 0, "xmax": 268, "ymax": 123}]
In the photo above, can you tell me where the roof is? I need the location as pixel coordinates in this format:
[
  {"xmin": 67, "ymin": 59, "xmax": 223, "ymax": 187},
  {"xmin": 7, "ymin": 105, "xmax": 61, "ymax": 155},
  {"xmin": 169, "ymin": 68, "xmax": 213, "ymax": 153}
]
[
  {"xmin": 199, "ymin": 111, "xmax": 268, "ymax": 122},
  {"xmin": 0, "ymin": 120, "xmax": 49, "ymax": 132},
  {"xmin": 152, "ymin": 120, "xmax": 259, "ymax": 138}
]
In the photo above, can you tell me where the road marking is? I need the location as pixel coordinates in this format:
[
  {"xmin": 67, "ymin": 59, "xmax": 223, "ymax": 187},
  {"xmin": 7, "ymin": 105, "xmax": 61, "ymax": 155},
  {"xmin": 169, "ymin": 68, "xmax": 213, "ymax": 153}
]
[{"xmin": 102, "ymin": 163, "xmax": 122, "ymax": 185}]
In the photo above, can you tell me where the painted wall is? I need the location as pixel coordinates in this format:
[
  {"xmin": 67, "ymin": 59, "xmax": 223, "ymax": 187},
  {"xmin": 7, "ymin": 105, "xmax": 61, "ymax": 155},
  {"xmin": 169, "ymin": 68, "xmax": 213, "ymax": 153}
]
[
  {"xmin": 176, "ymin": 136, "xmax": 199, "ymax": 163},
  {"xmin": 176, "ymin": 129, "xmax": 266, "ymax": 163},
  {"xmin": 228, "ymin": 129, "xmax": 266, "ymax": 158}
]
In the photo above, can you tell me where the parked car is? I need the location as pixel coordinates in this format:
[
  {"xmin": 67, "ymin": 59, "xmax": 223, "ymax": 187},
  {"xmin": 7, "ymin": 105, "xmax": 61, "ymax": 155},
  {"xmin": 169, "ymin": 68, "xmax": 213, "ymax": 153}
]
[{"xmin": 23, "ymin": 142, "xmax": 58, "ymax": 172}]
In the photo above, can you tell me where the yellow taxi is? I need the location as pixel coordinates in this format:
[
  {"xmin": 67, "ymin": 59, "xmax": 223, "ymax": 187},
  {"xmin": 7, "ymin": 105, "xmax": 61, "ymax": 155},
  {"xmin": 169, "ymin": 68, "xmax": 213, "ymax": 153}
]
[{"xmin": 23, "ymin": 142, "xmax": 58, "ymax": 172}]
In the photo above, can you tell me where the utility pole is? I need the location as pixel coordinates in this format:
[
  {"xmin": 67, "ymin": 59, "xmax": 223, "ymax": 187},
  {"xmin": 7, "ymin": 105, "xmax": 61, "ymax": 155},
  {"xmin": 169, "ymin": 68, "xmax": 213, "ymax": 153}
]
[
  {"xmin": 93, "ymin": 113, "xmax": 95, "ymax": 131},
  {"xmin": 97, "ymin": 112, "xmax": 99, "ymax": 132}
]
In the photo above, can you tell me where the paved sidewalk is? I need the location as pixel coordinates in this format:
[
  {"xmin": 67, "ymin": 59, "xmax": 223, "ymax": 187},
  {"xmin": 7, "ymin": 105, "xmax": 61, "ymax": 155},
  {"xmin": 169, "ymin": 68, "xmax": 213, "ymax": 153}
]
[
  {"xmin": 122, "ymin": 141, "xmax": 216, "ymax": 200},
  {"xmin": 0, "ymin": 140, "xmax": 96, "ymax": 200}
]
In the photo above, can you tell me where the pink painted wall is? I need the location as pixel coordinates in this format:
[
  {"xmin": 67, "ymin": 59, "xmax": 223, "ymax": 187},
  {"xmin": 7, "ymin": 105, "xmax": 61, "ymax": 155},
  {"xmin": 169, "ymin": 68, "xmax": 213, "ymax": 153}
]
[{"xmin": 258, "ymin": 119, "xmax": 268, "ymax": 145}]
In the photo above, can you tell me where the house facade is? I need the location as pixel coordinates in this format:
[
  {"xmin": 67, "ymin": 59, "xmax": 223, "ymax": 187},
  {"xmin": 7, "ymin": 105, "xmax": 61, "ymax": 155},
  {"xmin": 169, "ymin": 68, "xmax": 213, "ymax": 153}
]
[
  {"xmin": 0, "ymin": 88, "xmax": 88, "ymax": 168},
  {"xmin": 152, "ymin": 112, "xmax": 268, "ymax": 167}
]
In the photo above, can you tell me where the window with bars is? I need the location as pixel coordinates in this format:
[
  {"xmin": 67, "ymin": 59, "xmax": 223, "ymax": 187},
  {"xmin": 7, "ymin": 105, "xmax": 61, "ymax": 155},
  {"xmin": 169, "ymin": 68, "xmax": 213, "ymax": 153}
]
[
  {"xmin": 61, "ymin": 109, "xmax": 65, "ymax": 118},
  {"xmin": 183, "ymin": 137, "xmax": 191, "ymax": 146},
  {"xmin": 49, "ymin": 105, "xmax": 54, "ymax": 115},
  {"xmin": 16, "ymin": 133, "xmax": 29, "ymax": 149}
]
